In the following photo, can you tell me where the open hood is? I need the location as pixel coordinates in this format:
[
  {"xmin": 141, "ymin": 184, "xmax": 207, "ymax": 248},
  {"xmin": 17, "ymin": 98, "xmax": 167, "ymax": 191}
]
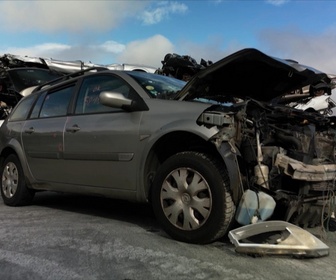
[{"xmin": 178, "ymin": 48, "xmax": 330, "ymax": 102}]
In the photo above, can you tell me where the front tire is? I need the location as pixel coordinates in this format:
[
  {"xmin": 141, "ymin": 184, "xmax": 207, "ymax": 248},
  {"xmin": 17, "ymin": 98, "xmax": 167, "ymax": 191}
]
[
  {"xmin": 1, "ymin": 154, "xmax": 34, "ymax": 206},
  {"xmin": 152, "ymin": 151, "xmax": 235, "ymax": 244}
]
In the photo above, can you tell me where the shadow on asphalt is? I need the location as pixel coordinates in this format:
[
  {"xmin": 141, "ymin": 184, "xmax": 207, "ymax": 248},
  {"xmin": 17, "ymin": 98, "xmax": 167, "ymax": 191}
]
[
  {"xmin": 32, "ymin": 191, "xmax": 162, "ymax": 234},
  {"xmin": 31, "ymin": 191, "xmax": 234, "ymax": 245}
]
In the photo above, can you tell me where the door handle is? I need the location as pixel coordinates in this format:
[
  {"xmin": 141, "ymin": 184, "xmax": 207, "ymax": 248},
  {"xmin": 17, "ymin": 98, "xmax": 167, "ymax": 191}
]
[
  {"xmin": 66, "ymin": 125, "xmax": 81, "ymax": 133},
  {"xmin": 24, "ymin": 127, "xmax": 35, "ymax": 134}
]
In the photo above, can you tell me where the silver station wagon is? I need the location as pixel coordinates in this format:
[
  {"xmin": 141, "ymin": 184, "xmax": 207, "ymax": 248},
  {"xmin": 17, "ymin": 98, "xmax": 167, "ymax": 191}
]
[{"xmin": 1, "ymin": 48, "xmax": 335, "ymax": 244}]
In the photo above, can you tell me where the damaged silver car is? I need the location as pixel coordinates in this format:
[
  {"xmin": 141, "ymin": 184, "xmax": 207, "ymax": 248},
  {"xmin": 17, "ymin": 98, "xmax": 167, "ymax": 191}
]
[
  {"xmin": 0, "ymin": 53, "xmax": 156, "ymax": 75},
  {"xmin": 0, "ymin": 48, "xmax": 335, "ymax": 244}
]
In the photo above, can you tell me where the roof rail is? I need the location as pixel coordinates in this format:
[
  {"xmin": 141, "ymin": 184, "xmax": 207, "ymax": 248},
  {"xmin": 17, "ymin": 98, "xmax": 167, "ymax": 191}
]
[{"xmin": 33, "ymin": 66, "xmax": 109, "ymax": 92}]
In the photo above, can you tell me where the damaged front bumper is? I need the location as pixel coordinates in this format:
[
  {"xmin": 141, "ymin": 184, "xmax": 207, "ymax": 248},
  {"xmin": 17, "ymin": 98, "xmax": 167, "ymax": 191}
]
[
  {"xmin": 229, "ymin": 221, "xmax": 329, "ymax": 258},
  {"xmin": 275, "ymin": 153, "xmax": 336, "ymax": 181}
]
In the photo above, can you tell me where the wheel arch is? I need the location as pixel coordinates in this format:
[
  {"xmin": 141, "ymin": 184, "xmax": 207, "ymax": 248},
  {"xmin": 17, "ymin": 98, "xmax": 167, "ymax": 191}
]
[
  {"xmin": 0, "ymin": 140, "xmax": 32, "ymax": 185},
  {"xmin": 143, "ymin": 131, "xmax": 224, "ymax": 202}
]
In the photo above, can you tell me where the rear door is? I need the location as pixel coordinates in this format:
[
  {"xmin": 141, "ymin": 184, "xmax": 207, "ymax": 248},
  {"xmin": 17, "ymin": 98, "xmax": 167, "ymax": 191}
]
[{"xmin": 21, "ymin": 83, "xmax": 75, "ymax": 182}]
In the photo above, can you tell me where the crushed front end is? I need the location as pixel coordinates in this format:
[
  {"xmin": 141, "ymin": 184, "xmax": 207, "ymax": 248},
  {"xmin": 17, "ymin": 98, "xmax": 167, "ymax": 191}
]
[
  {"xmin": 179, "ymin": 48, "xmax": 336, "ymax": 232},
  {"xmin": 198, "ymin": 99, "xmax": 336, "ymax": 228},
  {"xmin": 235, "ymin": 100, "xmax": 336, "ymax": 227}
]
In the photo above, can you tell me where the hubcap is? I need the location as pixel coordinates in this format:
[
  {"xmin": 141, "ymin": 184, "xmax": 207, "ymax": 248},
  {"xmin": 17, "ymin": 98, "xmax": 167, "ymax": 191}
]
[
  {"xmin": 2, "ymin": 162, "xmax": 18, "ymax": 198},
  {"xmin": 181, "ymin": 193, "xmax": 191, "ymax": 204},
  {"xmin": 160, "ymin": 168, "xmax": 212, "ymax": 231}
]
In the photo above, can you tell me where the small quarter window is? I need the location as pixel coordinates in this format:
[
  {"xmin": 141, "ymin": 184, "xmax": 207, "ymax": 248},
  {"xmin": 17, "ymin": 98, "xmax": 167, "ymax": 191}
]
[{"xmin": 9, "ymin": 95, "xmax": 37, "ymax": 121}]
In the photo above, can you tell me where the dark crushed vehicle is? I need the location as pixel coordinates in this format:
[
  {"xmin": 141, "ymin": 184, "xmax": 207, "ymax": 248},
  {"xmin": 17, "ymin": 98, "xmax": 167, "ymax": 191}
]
[
  {"xmin": 0, "ymin": 48, "xmax": 335, "ymax": 244},
  {"xmin": 0, "ymin": 54, "xmax": 65, "ymax": 122},
  {"xmin": 156, "ymin": 52, "xmax": 213, "ymax": 81}
]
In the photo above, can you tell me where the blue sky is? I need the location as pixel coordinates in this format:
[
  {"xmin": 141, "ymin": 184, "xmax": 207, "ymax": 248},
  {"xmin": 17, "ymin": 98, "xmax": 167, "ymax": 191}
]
[{"xmin": 1, "ymin": 0, "xmax": 336, "ymax": 74}]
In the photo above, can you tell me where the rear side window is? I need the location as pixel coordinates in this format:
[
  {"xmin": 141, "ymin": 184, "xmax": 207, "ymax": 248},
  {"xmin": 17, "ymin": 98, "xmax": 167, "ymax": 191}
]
[
  {"xmin": 9, "ymin": 94, "xmax": 37, "ymax": 121},
  {"xmin": 39, "ymin": 85, "xmax": 74, "ymax": 118}
]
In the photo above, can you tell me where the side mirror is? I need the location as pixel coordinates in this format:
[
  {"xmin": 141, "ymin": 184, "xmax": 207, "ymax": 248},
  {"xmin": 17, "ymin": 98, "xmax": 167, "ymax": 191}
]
[
  {"xmin": 99, "ymin": 91, "xmax": 148, "ymax": 112},
  {"xmin": 99, "ymin": 91, "xmax": 132, "ymax": 107}
]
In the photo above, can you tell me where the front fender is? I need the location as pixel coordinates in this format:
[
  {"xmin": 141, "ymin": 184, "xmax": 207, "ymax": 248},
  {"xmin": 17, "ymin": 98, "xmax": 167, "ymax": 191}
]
[{"xmin": 217, "ymin": 141, "xmax": 242, "ymax": 204}]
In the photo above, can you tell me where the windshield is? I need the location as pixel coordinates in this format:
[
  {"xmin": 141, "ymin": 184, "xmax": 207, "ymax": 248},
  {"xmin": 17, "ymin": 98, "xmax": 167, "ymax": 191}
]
[
  {"xmin": 7, "ymin": 68, "xmax": 63, "ymax": 92},
  {"xmin": 128, "ymin": 71, "xmax": 186, "ymax": 99}
]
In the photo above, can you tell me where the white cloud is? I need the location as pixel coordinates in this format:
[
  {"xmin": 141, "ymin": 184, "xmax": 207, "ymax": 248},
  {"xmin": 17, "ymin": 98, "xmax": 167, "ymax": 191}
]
[
  {"xmin": 0, "ymin": 0, "xmax": 186, "ymax": 68},
  {"xmin": 0, "ymin": 35, "xmax": 174, "ymax": 68},
  {"xmin": 91, "ymin": 41, "xmax": 126, "ymax": 54},
  {"xmin": 116, "ymin": 35, "xmax": 175, "ymax": 67},
  {"xmin": 140, "ymin": 1, "xmax": 188, "ymax": 25},
  {"xmin": 0, "ymin": 1, "xmax": 149, "ymax": 32},
  {"xmin": 167, "ymin": 35, "xmax": 245, "ymax": 65},
  {"xmin": 0, "ymin": 43, "xmax": 71, "ymax": 58},
  {"xmin": 0, "ymin": 1, "xmax": 188, "ymax": 32},
  {"xmin": 258, "ymin": 28, "xmax": 336, "ymax": 74}
]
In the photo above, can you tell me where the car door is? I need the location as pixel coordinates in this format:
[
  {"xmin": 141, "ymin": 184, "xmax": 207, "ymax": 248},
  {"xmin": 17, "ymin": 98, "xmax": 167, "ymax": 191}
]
[
  {"xmin": 61, "ymin": 74, "xmax": 144, "ymax": 190},
  {"xmin": 21, "ymin": 84, "xmax": 75, "ymax": 182}
]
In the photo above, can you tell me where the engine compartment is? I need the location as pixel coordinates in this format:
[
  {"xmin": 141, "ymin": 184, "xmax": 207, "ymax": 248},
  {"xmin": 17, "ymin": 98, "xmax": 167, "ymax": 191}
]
[
  {"xmin": 241, "ymin": 101, "xmax": 336, "ymax": 227},
  {"xmin": 199, "ymin": 99, "xmax": 336, "ymax": 228}
]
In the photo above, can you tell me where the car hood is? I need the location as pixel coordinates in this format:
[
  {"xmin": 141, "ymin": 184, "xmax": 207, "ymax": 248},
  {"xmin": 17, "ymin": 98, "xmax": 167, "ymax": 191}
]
[{"xmin": 177, "ymin": 48, "xmax": 330, "ymax": 102}]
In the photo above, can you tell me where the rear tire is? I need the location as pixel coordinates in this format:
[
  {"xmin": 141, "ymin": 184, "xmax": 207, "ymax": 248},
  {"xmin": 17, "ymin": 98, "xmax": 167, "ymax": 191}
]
[
  {"xmin": 0, "ymin": 154, "xmax": 34, "ymax": 206},
  {"xmin": 152, "ymin": 151, "xmax": 235, "ymax": 244}
]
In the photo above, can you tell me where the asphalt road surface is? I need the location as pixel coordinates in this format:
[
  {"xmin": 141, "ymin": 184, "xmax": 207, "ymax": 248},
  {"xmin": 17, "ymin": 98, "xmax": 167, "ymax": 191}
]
[{"xmin": 0, "ymin": 191, "xmax": 335, "ymax": 280}]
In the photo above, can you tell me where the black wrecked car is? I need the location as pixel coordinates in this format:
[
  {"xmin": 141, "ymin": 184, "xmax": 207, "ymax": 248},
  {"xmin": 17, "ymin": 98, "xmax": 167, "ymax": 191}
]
[
  {"xmin": 0, "ymin": 68, "xmax": 63, "ymax": 107},
  {"xmin": 0, "ymin": 55, "xmax": 64, "ymax": 121}
]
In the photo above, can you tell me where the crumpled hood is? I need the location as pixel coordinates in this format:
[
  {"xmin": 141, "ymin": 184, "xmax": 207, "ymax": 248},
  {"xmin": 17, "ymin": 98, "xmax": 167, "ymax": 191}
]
[{"xmin": 178, "ymin": 48, "xmax": 330, "ymax": 102}]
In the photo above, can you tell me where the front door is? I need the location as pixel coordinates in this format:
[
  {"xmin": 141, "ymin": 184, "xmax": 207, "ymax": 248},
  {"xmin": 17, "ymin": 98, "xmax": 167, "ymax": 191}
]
[{"xmin": 62, "ymin": 74, "xmax": 144, "ymax": 190}]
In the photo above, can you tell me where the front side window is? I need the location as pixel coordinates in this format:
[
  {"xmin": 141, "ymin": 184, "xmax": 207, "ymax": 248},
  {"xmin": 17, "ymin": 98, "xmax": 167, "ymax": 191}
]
[
  {"xmin": 39, "ymin": 85, "xmax": 74, "ymax": 118},
  {"xmin": 75, "ymin": 75, "xmax": 132, "ymax": 114}
]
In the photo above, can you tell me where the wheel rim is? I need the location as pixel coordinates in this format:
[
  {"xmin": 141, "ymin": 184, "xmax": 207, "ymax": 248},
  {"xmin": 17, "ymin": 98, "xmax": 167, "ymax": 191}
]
[
  {"xmin": 2, "ymin": 162, "xmax": 19, "ymax": 198},
  {"xmin": 160, "ymin": 167, "xmax": 212, "ymax": 231}
]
